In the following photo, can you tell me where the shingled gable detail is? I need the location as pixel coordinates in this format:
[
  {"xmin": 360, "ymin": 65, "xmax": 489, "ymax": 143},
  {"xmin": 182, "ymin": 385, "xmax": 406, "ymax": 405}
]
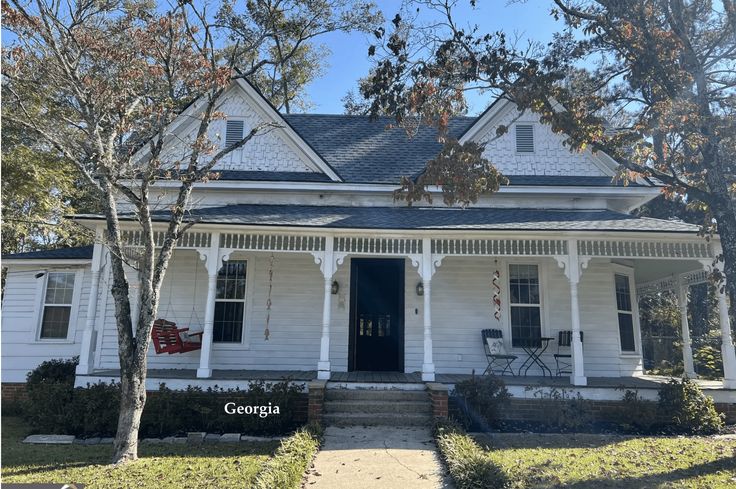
[
  {"xmin": 459, "ymin": 97, "xmax": 619, "ymax": 178},
  {"xmin": 131, "ymin": 78, "xmax": 343, "ymax": 182}
]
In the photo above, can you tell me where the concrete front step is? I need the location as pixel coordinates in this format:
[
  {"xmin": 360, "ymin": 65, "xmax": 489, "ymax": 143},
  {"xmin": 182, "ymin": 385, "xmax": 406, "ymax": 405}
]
[
  {"xmin": 325, "ymin": 400, "xmax": 432, "ymax": 415},
  {"xmin": 322, "ymin": 412, "xmax": 433, "ymax": 427},
  {"xmin": 324, "ymin": 389, "xmax": 429, "ymax": 402}
]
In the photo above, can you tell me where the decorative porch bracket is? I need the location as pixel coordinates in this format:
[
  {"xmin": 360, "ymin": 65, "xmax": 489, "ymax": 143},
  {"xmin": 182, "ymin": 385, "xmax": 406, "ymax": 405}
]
[
  {"xmin": 197, "ymin": 232, "xmax": 221, "ymax": 379},
  {"xmin": 409, "ymin": 239, "xmax": 446, "ymax": 382},
  {"xmin": 310, "ymin": 238, "xmax": 344, "ymax": 380},
  {"xmin": 554, "ymin": 240, "xmax": 591, "ymax": 386}
]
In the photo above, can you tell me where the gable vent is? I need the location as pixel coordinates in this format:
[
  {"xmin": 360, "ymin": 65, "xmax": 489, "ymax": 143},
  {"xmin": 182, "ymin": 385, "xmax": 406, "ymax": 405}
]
[
  {"xmin": 225, "ymin": 120, "xmax": 245, "ymax": 148},
  {"xmin": 515, "ymin": 124, "xmax": 534, "ymax": 153}
]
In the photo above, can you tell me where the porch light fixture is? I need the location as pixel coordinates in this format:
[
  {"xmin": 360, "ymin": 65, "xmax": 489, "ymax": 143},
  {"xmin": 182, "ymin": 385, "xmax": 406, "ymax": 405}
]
[
  {"xmin": 416, "ymin": 282, "xmax": 424, "ymax": 296},
  {"xmin": 331, "ymin": 280, "xmax": 339, "ymax": 295}
]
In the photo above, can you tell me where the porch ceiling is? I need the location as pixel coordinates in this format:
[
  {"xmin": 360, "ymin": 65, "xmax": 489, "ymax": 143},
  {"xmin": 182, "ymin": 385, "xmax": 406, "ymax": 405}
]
[{"xmin": 629, "ymin": 259, "xmax": 706, "ymax": 284}]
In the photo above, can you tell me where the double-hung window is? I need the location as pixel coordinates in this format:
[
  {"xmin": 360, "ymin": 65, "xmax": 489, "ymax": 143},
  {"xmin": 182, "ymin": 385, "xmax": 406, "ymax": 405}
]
[
  {"xmin": 40, "ymin": 272, "xmax": 76, "ymax": 339},
  {"xmin": 509, "ymin": 264, "xmax": 542, "ymax": 347},
  {"xmin": 615, "ymin": 273, "xmax": 636, "ymax": 352},
  {"xmin": 213, "ymin": 261, "xmax": 247, "ymax": 343}
]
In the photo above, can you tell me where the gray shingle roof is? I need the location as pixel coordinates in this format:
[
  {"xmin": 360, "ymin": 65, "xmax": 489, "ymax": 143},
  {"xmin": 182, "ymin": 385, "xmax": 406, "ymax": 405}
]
[
  {"xmin": 129, "ymin": 204, "xmax": 698, "ymax": 233},
  {"xmin": 2, "ymin": 245, "xmax": 94, "ymax": 261},
  {"xmin": 282, "ymin": 114, "xmax": 475, "ymax": 184}
]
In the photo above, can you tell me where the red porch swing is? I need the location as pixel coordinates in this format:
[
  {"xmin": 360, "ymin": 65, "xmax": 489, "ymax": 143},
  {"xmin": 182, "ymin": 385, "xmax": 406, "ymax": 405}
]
[{"xmin": 151, "ymin": 259, "xmax": 204, "ymax": 355}]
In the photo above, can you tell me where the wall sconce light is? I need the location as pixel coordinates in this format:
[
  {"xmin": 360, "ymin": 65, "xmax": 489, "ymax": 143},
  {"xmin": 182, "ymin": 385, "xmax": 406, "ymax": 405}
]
[
  {"xmin": 416, "ymin": 282, "xmax": 424, "ymax": 296},
  {"xmin": 331, "ymin": 280, "xmax": 339, "ymax": 295}
]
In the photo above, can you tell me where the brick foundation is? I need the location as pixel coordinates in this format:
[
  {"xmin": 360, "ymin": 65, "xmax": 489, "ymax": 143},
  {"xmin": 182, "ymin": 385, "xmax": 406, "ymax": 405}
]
[
  {"xmin": 1, "ymin": 383, "xmax": 28, "ymax": 402},
  {"xmin": 426, "ymin": 383, "xmax": 449, "ymax": 419},
  {"xmin": 451, "ymin": 396, "xmax": 736, "ymax": 425},
  {"xmin": 307, "ymin": 380, "xmax": 327, "ymax": 424}
]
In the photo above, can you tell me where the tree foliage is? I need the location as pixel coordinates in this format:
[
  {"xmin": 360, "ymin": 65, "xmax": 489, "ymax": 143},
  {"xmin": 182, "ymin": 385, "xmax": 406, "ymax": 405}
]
[
  {"xmin": 1, "ymin": 0, "xmax": 379, "ymax": 464},
  {"xmin": 359, "ymin": 0, "xmax": 736, "ymax": 312}
]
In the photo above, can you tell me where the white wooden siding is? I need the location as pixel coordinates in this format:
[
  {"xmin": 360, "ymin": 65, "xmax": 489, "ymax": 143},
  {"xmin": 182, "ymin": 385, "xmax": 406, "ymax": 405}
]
[
  {"xmin": 3, "ymin": 252, "xmax": 643, "ymax": 380},
  {"xmin": 1, "ymin": 266, "xmax": 91, "ymax": 382}
]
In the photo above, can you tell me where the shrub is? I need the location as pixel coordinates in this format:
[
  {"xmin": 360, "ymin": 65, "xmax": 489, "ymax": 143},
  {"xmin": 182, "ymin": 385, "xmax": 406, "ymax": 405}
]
[
  {"xmin": 657, "ymin": 378, "xmax": 723, "ymax": 435},
  {"xmin": 26, "ymin": 357, "xmax": 78, "ymax": 386},
  {"xmin": 527, "ymin": 386, "xmax": 593, "ymax": 432},
  {"xmin": 433, "ymin": 419, "xmax": 510, "ymax": 489},
  {"xmin": 453, "ymin": 375, "xmax": 510, "ymax": 428},
  {"xmin": 694, "ymin": 345, "xmax": 723, "ymax": 379},
  {"xmin": 615, "ymin": 389, "xmax": 658, "ymax": 433},
  {"xmin": 22, "ymin": 378, "xmax": 306, "ymax": 438},
  {"xmin": 253, "ymin": 423, "xmax": 322, "ymax": 489}
]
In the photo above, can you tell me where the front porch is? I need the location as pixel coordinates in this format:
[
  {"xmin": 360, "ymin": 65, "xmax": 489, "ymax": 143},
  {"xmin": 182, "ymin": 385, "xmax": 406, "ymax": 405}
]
[{"xmin": 75, "ymin": 228, "xmax": 736, "ymax": 390}]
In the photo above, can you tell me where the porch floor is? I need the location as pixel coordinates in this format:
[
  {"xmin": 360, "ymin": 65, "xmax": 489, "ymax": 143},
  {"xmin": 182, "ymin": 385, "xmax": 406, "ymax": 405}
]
[{"xmin": 86, "ymin": 369, "xmax": 728, "ymax": 390}]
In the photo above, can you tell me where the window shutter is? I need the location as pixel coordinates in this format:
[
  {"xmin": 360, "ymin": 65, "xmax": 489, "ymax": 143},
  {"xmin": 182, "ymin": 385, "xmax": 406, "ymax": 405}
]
[
  {"xmin": 515, "ymin": 124, "xmax": 534, "ymax": 153},
  {"xmin": 225, "ymin": 120, "xmax": 245, "ymax": 147}
]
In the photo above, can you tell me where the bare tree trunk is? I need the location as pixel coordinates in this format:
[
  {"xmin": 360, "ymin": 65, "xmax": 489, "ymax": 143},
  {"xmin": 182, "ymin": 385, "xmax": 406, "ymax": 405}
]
[{"xmin": 114, "ymin": 355, "xmax": 147, "ymax": 463}]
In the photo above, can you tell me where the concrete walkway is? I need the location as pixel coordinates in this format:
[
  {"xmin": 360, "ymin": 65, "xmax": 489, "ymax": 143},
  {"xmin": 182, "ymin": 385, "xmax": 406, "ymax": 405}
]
[{"xmin": 304, "ymin": 425, "xmax": 451, "ymax": 488}]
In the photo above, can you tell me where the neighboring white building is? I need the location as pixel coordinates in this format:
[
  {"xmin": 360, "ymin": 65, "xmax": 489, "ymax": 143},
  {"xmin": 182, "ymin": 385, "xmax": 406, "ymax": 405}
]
[{"xmin": 3, "ymin": 79, "xmax": 735, "ymax": 394}]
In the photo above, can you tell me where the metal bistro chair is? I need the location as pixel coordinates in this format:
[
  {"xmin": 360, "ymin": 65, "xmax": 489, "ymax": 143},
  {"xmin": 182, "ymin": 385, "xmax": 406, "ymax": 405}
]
[
  {"xmin": 553, "ymin": 330, "xmax": 584, "ymax": 376},
  {"xmin": 481, "ymin": 329, "xmax": 518, "ymax": 376}
]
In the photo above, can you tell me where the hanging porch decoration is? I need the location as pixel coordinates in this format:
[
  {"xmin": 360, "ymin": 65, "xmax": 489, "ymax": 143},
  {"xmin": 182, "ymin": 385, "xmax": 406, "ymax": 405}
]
[
  {"xmin": 151, "ymin": 254, "xmax": 204, "ymax": 354},
  {"xmin": 264, "ymin": 252, "xmax": 275, "ymax": 340},
  {"xmin": 492, "ymin": 262, "xmax": 501, "ymax": 321}
]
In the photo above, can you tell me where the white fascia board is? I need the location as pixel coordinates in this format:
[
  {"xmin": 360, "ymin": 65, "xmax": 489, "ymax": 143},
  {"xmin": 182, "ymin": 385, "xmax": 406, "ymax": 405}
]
[
  {"xmin": 140, "ymin": 178, "xmax": 660, "ymax": 198},
  {"xmin": 459, "ymin": 97, "xmax": 512, "ymax": 144}
]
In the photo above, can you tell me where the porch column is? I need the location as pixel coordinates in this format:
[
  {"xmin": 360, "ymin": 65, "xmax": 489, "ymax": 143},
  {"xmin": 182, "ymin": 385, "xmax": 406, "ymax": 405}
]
[
  {"xmin": 76, "ymin": 235, "xmax": 104, "ymax": 375},
  {"xmin": 676, "ymin": 276, "xmax": 696, "ymax": 378},
  {"xmin": 317, "ymin": 237, "xmax": 335, "ymax": 380},
  {"xmin": 197, "ymin": 233, "xmax": 220, "ymax": 379},
  {"xmin": 717, "ymin": 284, "xmax": 736, "ymax": 388},
  {"xmin": 421, "ymin": 237, "xmax": 435, "ymax": 382},
  {"xmin": 566, "ymin": 240, "xmax": 587, "ymax": 386}
]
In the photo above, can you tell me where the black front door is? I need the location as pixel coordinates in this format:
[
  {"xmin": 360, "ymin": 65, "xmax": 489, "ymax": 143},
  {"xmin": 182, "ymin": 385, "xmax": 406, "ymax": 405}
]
[{"xmin": 349, "ymin": 258, "xmax": 404, "ymax": 372}]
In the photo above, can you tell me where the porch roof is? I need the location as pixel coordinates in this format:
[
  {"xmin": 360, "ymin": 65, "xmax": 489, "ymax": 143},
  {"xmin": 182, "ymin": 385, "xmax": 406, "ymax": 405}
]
[{"xmin": 80, "ymin": 204, "xmax": 699, "ymax": 233}]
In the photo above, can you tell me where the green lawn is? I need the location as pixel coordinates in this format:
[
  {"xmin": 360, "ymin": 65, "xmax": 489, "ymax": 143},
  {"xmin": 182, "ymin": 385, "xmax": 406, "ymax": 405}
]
[
  {"xmin": 475, "ymin": 432, "xmax": 736, "ymax": 489},
  {"xmin": 1, "ymin": 417, "xmax": 279, "ymax": 488}
]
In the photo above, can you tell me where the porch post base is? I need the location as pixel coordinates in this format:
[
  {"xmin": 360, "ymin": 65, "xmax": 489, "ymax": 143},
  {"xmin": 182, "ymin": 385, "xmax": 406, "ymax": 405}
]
[
  {"xmin": 570, "ymin": 375, "xmax": 587, "ymax": 386},
  {"xmin": 196, "ymin": 368, "xmax": 212, "ymax": 378},
  {"xmin": 723, "ymin": 378, "xmax": 736, "ymax": 389},
  {"xmin": 422, "ymin": 363, "xmax": 435, "ymax": 382},
  {"xmin": 75, "ymin": 364, "xmax": 93, "ymax": 375},
  {"xmin": 317, "ymin": 370, "xmax": 331, "ymax": 380}
]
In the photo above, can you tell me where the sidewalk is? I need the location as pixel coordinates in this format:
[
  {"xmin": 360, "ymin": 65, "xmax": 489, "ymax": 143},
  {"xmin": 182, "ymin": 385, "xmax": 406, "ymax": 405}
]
[{"xmin": 305, "ymin": 425, "xmax": 451, "ymax": 488}]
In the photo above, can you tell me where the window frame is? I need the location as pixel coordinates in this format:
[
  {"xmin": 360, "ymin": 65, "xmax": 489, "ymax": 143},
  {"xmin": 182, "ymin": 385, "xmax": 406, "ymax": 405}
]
[
  {"xmin": 34, "ymin": 269, "xmax": 83, "ymax": 343},
  {"xmin": 515, "ymin": 124, "xmax": 535, "ymax": 153},
  {"xmin": 611, "ymin": 265, "xmax": 641, "ymax": 355},
  {"xmin": 505, "ymin": 261, "xmax": 546, "ymax": 349},
  {"xmin": 212, "ymin": 255, "xmax": 255, "ymax": 349}
]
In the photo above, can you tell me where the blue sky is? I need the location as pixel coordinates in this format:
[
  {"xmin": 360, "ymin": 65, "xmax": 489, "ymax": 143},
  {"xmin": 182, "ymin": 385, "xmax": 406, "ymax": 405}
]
[{"xmin": 305, "ymin": 0, "xmax": 563, "ymax": 115}]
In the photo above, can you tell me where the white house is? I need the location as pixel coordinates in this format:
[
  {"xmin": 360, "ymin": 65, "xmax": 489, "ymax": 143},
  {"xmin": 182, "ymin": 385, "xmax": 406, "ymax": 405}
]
[{"xmin": 3, "ymin": 79, "xmax": 735, "ymax": 397}]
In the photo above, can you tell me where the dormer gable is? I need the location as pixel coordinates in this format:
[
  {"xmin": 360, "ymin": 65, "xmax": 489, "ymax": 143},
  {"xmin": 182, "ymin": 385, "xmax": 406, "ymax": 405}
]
[
  {"xmin": 133, "ymin": 78, "xmax": 342, "ymax": 182},
  {"xmin": 459, "ymin": 97, "xmax": 619, "ymax": 177}
]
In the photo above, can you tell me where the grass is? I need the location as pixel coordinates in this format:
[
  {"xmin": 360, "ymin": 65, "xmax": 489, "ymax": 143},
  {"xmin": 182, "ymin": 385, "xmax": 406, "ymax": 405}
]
[
  {"xmin": 253, "ymin": 423, "xmax": 322, "ymax": 489},
  {"xmin": 1, "ymin": 417, "xmax": 279, "ymax": 488},
  {"xmin": 474, "ymin": 432, "xmax": 736, "ymax": 489}
]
